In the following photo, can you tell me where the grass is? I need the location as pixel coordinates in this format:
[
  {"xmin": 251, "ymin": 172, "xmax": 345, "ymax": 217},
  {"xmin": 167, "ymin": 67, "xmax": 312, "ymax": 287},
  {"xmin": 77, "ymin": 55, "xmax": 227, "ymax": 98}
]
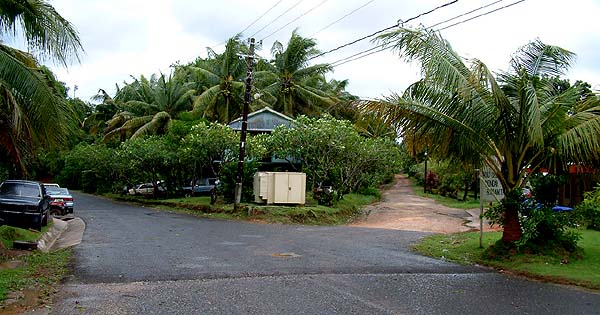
[
  {"xmin": 414, "ymin": 230, "xmax": 600, "ymax": 290},
  {"xmin": 408, "ymin": 178, "xmax": 481, "ymax": 209},
  {"xmin": 0, "ymin": 225, "xmax": 72, "ymax": 303},
  {"xmin": 109, "ymin": 192, "xmax": 377, "ymax": 225},
  {"xmin": 0, "ymin": 225, "xmax": 45, "ymax": 249},
  {"xmin": 0, "ymin": 249, "xmax": 71, "ymax": 302}
]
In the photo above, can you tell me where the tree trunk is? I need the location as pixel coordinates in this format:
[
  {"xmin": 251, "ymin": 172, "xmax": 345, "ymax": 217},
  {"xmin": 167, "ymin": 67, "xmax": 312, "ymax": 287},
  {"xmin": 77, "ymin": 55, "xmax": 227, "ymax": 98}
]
[{"xmin": 502, "ymin": 200, "xmax": 522, "ymax": 244}]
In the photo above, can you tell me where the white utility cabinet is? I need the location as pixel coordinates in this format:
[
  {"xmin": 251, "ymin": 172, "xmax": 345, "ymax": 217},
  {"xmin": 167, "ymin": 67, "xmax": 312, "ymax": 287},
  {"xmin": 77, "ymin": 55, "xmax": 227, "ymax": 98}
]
[{"xmin": 253, "ymin": 172, "xmax": 306, "ymax": 205}]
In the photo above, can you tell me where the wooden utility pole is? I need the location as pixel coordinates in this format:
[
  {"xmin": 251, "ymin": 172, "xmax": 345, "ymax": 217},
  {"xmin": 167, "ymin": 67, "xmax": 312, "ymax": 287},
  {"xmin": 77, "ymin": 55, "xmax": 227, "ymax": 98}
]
[{"xmin": 234, "ymin": 38, "xmax": 255, "ymax": 208}]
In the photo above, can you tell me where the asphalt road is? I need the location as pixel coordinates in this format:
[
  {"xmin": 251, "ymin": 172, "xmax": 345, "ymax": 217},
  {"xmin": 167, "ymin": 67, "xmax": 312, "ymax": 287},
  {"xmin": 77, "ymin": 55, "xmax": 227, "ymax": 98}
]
[{"xmin": 51, "ymin": 192, "xmax": 600, "ymax": 315}]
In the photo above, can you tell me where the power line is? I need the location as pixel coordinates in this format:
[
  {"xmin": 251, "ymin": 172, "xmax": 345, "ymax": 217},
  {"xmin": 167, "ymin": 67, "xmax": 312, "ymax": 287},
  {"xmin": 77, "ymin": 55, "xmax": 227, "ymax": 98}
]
[
  {"xmin": 399, "ymin": 0, "xmax": 457, "ymax": 25},
  {"xmin": 436, "ymin": 0, "xmax": 525, "ymax": 31},
  {"xmin": 308, "ymin": 0, "xmax": 458, "ymax": 61},
  {"xmin": 330, "ymin": 44, "xmax": 383, "ymax": 67},
  {"xmin": 328, "ymin": 0, "xmax": 486, "ymax": 66},
  {"xmin": 428, "ymin": 0, "xmax": 503, "ymax": 29},
  {"xmin": 240, "ymin": 0, "xmax": 285, "ymax": 35},
  {"xmin": 210, "ymin": 0, "xmax": 286, "ymax": 50},
  {"xmin": 250, "ymin": 0, "xmax": 305, "ymax": 38},
  {"xmin": 331, "ymin": 46, "xmax": 387, "ymax": 68},
  {"xmin": 310, "ymin": 0, "xmax": 377, "ymax": 38},
  {"xmin": 261, "ymin": 0, "xmax": 331, "ymax": 41},
  {"xmin": 329, "ymin": 0, "xmax": 526, "ymax": 68}
]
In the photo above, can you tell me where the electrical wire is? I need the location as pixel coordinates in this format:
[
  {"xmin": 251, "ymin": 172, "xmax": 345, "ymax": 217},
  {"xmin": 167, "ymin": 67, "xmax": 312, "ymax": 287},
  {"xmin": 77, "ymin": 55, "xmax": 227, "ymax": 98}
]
[
  {"xmin": 436, "ymin": 0, "xmax": 525, "ymax": 31},
  {"xmin": 427, "ymin": 0, "xmax": 503, "ymax": 29},
  {"xmin": 250, "ymin": 0, "xmax": 305, "ymax": 38},
  {"xmin": 261, "ymin": 0, "xmax": 331, "ymax": 41},
  {"xmin": 399, "ymin": 0, "xmax": 457, "ymax": 26},
  {"xmin": 210, "ymin": 0, "xmax": 285, "ymax": 50},
  {"xmin": 310, "ymin": 0, "xmax": 377, "ymax": 38},
  {"xmin": 328, "ymin": 0, "xmax": 526, "ymax": 68},
  {"xmin": 240, "ymin": 0, "xmax": 285, "ymax": 35},
  {"xmin": 331, "ymin": 46, "xmax": 387, "ymax": 67},
  {"xmin": 308, "ymin": 0, "xmax": 459, "ymax": 61}
]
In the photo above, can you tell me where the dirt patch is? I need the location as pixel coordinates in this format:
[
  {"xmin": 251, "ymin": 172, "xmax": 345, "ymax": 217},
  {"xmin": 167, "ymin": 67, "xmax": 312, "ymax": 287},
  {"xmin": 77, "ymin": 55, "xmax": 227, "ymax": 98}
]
[{"xmin": 350, "ymin": 175, "xmax": 500, "ymax": 233}]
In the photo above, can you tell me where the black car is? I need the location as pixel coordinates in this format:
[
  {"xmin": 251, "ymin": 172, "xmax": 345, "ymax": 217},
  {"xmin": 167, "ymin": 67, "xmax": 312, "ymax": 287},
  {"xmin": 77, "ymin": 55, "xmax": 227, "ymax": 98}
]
[{"xmin": 0, "ymin": 180, "xmax": 50, "ymax": 230}]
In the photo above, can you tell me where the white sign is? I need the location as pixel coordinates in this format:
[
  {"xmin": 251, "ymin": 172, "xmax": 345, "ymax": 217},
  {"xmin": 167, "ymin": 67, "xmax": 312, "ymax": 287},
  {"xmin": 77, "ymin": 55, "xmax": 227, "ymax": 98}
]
[{"xmin": 480, "ymin": 166, "xmax": 504, "ymax": 202}]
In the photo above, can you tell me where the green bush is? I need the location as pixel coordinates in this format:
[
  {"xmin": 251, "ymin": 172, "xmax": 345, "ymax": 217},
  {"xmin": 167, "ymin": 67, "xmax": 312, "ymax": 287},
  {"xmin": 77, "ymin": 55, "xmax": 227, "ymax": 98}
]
[
  {"xmin": 575, "ymin": 185, "xmax": 600, "ymax": 231},
  {"xmin": 358, "ymin": 186, "xmax": 381, "ymax": 199},
  {"xmin": 218, "ymin": 160, "xmax": 258, "ymax": 203},
  {"xmin": 484, "ymin": 191, "xmax": 580, "ymax": 252}
]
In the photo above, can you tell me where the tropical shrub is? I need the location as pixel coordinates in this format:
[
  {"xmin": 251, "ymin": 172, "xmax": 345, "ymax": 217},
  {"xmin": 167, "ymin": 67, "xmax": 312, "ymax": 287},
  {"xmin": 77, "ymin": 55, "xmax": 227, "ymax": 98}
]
[
  {"xmin": 58, "ymin": 143, "xmax": 117, "ymax": 192},
  {"xmin": 484, "ymin": 190, "xmax": 580, "ymax": 253},
  {"xmin": 218, "ymin": 160, "xmax": 259, "ymax": 203},
  {"xmin": 574, "ymin": 185, "xmax": 600, "ymax": 230},
  {"xmin": 268, "ymin": 115, "xmax": 402, "ymax": 201}
]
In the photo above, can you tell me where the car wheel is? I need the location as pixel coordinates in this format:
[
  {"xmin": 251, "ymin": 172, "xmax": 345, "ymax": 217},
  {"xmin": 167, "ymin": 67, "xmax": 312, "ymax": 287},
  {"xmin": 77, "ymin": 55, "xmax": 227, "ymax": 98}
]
[{"xmin": 50, "ymin": 209, "xmax": 61, "ymax": 216}]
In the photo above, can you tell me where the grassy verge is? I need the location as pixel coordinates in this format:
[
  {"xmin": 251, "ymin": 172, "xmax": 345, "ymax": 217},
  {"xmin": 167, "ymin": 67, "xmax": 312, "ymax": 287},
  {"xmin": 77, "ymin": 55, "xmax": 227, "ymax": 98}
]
[
  {"xmin": 0, "ymin": 225, "xmax": 44, "ymax": 249},
  {"xmin": 413, "ymin": 230, "xmax": 600, "ymax": 290},
  {"xmin": 109, "ymin": 193, "xmax": 377, "ymax": 225},
  {"xmin": 408, "ymin": 177, "xmax": 480, "ymax": 209},
  {"xmin": 0, "ymin": 225, "xmax": 72, "ymax": 303}
]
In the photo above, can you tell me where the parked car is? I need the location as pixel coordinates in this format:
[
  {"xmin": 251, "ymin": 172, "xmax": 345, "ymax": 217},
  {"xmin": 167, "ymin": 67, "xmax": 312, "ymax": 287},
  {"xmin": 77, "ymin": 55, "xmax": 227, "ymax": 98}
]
[
  {"xmin": 128, "ymin": 182, "xmax": 166, "ymax": 196},
  {"xmin": 46, "ymin": 186, "xmax": 74, "ymax": 216},
  {"xmin": 182, "ymin": 178, "xmax": 218, "ymax": 197},
  {"xmin": 44, "ymin": 183, "xmax": 60, "ymax": 188},
  {"xmin": 0, "ymin": 180, "xmax": 50, "ymax": 230}
]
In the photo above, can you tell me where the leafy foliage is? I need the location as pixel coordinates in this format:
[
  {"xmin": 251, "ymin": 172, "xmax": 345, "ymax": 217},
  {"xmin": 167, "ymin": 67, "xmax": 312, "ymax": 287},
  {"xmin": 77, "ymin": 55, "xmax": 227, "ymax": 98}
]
[
  {"xmin": 0, "ymin": 0, "xmax": 83, "ymax": 176},
  {"xmin": 575, "ymin": 185, "xmax": 600, "ymax": 230},
  {"xmin": 268, "ymin": 115, "xmax": 402, "ymax": 201},
  {"xmin": 262, "ymin": 30, "xmax": 334, "ymax": 117},
  {"xmin": 484, "ymin": 189, "xmax": 580, "ymax": 252},
  {"xmin": 360, "ymin": 27, "xmax": 600, "ymax": 243}
]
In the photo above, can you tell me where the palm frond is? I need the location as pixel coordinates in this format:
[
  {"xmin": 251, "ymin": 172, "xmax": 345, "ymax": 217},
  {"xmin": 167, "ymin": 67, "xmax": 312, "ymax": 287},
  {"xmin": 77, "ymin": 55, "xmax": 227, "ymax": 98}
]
[
  {"xmin": 0, "ymin": 45, "xmax": 73, "ymax": 147},
  {"xmin": 0, "ymin": 0, "xmax": 83, "ymax": 65},
  {"xmin": 510, "ymin": 39, "xmax": 575, "ymax": 77}
]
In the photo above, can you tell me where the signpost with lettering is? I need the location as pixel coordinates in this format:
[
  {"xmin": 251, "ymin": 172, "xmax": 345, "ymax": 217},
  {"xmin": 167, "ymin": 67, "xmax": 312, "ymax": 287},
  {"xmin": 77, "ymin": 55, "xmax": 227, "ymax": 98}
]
[{"xmin": 478, "ymin": 165, "xmax": 505, "ymax": 247}]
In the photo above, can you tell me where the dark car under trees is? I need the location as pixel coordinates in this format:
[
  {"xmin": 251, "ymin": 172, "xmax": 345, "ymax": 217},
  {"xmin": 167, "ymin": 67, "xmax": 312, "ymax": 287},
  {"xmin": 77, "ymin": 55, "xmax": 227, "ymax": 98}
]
[{"xmin": 0, "ymin": 180, "xmax": 50, "ymax": 230}]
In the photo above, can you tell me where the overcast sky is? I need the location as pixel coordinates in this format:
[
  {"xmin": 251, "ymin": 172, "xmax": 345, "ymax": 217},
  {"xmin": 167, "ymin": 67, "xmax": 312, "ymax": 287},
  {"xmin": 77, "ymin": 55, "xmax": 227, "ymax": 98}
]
[{"xmin": 24, "ymin": 0, "xmax": 600, "ymax": 101}]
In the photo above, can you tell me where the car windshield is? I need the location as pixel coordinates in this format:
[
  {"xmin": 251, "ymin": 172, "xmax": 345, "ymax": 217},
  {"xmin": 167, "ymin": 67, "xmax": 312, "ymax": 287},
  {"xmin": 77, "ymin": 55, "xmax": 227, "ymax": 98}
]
[{"xmin": 0, "ymin": 182, "xmax": 40, "ymax": 198}]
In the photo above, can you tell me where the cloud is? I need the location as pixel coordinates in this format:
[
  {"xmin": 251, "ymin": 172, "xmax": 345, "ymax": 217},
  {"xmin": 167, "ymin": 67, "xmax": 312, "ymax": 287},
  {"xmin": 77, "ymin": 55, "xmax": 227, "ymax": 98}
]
[{"xmin": 45, "ymin": 0, "xmax": 600, "ymax": 101}]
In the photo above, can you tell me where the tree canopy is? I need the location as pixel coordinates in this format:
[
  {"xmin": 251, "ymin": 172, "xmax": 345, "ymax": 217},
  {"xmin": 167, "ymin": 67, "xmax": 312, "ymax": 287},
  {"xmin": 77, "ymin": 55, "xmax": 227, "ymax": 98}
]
[
  {"xmin": 359, "ymin": 27, "xmax": 600, "ymax": 243},
  {"xmin": 0, "ymin": 0, "xmax": 83, "ymax": 176}
]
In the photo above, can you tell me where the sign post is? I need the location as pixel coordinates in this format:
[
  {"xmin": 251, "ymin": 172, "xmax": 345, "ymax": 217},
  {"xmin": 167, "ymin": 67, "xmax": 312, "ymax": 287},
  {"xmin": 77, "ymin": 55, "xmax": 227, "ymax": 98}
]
[{"xmin": 479, "ymin": 165, "xmax": 505, "ymax": 248}]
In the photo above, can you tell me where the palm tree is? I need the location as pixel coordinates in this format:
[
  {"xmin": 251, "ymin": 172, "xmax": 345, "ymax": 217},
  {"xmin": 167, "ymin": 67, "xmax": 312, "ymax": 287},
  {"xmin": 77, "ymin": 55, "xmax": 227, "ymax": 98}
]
[
  {"xmin": 0, "ymin": 0, "xmax": 83, "ymax": 176},
  {"xmin": 262, "ymin": 30, "xmax": 334, "ymax": 117},
  {"xmin": 188, "ymin": 36, "xmax": 250, "ymax": 123},
  {"xmin": 103, "ymin": 72, "xmax": 195, "ymax": 141},
  {"xmin": 360, "ymin": 27, "xmax": 600, "ymax": 244}
]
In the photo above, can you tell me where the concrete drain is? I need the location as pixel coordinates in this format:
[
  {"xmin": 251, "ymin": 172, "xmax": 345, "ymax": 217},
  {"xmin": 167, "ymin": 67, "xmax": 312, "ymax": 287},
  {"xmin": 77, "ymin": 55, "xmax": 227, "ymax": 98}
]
[{"xmin": 272, "ymin": 252, "xmax": 301, "ymax": 258}]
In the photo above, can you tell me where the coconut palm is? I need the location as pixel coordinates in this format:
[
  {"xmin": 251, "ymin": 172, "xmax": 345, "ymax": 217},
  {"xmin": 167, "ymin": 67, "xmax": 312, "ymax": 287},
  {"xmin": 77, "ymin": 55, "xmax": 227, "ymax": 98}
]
[
  {"xmin": 0, "ymin": 0, "xmax": 83, "ymax": 175},
  {"xmin": 187, "ymin": 36, "xmax": 251, "ymax": 123},
  {"xmin": 103, "ymin": 72, "xmax": 195, "ymax": 141},
  {"xmin": 360, "ymin": 27, "xmax": 600, "ymax": 244},
  {"xmin": 262, "ymin": 30, "xmax": 334, "ymax": 117}
]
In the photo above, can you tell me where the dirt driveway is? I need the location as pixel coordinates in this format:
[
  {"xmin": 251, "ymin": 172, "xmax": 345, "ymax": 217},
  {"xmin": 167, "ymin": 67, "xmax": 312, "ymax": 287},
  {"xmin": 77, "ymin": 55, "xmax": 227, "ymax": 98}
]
[{"xmin": 351, "ymin": 175, "xmax": 498, "ymax": 233}]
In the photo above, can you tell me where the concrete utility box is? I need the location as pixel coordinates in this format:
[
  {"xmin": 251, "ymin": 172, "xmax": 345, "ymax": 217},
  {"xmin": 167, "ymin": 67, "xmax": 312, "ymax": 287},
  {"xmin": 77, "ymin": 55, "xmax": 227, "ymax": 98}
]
[{"xmin": 254, "ymin": 172, "xmax": 306, "ymax": 205}]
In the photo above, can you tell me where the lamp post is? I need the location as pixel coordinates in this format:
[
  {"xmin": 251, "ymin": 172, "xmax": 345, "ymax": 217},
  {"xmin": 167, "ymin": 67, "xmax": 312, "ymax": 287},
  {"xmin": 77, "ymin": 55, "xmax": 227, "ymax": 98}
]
[{"xmin": 423, "ymin": 151, "xmax": 428, "ymax": 194}]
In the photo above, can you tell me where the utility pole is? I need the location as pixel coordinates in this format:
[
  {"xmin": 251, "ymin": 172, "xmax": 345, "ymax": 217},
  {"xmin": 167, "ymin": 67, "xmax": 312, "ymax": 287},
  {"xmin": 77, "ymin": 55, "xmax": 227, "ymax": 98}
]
[
  {"xmin": 234, "ymin": 38, "xmax": 255, "ymax": 208},
  {"xmin": 423, "ymin": 150, "xmax": 428, "ymax": 194}
]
